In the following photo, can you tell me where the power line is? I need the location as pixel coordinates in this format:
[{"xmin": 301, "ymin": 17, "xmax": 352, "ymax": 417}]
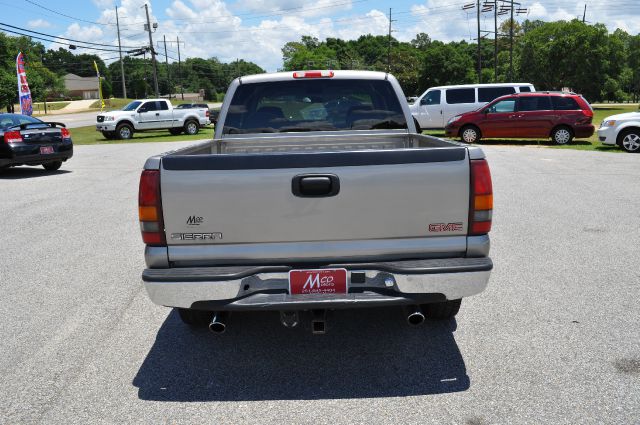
[
  {"xmin": 0, "ymin": 21, "xmax": 144, "ymax": 49},
  {"xmin": 0, "ymin": 26, "xmax": 127, "ymax": 52},
  {"xmin": 22, "ymin": 0, "xmax": 145, "ymax": 27}
]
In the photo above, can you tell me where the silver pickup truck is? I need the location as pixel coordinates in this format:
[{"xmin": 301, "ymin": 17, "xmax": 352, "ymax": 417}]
[{"xmin": 138, "ymin": 70, "xmax": 493, "ymax": 334}]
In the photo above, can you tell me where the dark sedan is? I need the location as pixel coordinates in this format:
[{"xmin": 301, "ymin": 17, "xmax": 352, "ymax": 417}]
[{"xmin": 0, "ymin": 114, "xmax": 73, "ymax": 171}]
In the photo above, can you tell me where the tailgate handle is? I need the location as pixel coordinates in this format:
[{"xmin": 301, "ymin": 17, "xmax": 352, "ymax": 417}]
[{"xmin": 292, "ymin": 174, "xmax": 340, "ymax": 197}]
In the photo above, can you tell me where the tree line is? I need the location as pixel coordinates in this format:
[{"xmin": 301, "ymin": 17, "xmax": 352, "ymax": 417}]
[
  {"xmin": 1, "ymin": 18, "xmax": 639, "ymax": 110},
  {"xmin": 282, "ymin": 19, "xmax": 640, "ymax": 102}
]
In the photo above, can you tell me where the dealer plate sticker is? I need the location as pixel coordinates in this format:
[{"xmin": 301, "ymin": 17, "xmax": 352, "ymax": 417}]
[{"xmin": 289, "ymin": 269, "xmax": 348, "ymax": 295}]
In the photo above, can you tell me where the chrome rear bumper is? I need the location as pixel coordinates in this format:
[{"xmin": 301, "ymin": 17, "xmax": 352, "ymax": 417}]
[{"xmin": 142, "ymin": 257, "xmax": 492, "ymax": 310}]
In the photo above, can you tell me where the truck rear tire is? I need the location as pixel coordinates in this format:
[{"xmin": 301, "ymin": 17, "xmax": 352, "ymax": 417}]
[
  {"xmin": 42, "ymin": 161, "xmax": 62, "ymax": 171},
  {"xmin": 184, "ymin": 120, "xmax": 199, "ymax": 135},
  {"xmin": 177, "ymin": 308, "xmax": 212, "ymax": 327},
  {"xmin": 422, "ymin": 299, "xmax": 462, "ymax": 320},
  {"xmin": 116, "ymin": 123, "xmax": 133, "ymax": 140},
  {"xmin": 169, "ymin": 128, "xmax": 183, "ymax": 135}
]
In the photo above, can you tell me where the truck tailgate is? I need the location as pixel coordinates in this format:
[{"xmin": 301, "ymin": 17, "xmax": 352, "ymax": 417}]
[{"xmin": 160, "ymin": 147, "xmax": 470, "ymax": 263}]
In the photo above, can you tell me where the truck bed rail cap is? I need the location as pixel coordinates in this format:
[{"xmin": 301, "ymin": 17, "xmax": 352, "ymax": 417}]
[{"xmin": 161, "ymin": 147, "xmax": 466, "ymax": 171}]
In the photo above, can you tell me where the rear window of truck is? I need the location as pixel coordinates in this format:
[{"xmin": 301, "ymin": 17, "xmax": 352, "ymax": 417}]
[{"xmin": 223, "ymin": 79, "xmax": 407, "ymax": 134}]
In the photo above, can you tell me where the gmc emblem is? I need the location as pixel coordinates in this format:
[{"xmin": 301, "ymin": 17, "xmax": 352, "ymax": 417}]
[{"xmin": 429, "ymin": 222, "xmax": 463, "ymax": 232}]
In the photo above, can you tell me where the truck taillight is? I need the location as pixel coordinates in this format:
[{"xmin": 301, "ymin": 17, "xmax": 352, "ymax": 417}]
[
  {"xmin": 205, "ymin": 110, "xmax": 210, "ymax": 117},
  {"xmin": 293, "ymin": 70, "xmax": 334, "ymax": 79},
  {"xmin": 138, "ymin": 170, "xmax": 166, "ymax": 246},
  {"xmin": 469, "ymin": 159, "xmax": 493, "ymax": 235},
  {"xmin": 61, "ymin": 127, "xmax": 71, "ymax": 139},
  {"xmin": 4, "ymin": 130, "xmax": 23, "ymax": 143}
]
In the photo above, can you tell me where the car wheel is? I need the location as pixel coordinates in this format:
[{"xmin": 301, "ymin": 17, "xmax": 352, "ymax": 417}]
[
  {"xmin": 551, "ymin": 126, "xmax": 573, "ymax": 145},
  {"xmin": 101, "ymin": 131, "xmax": 116, "ymax": 140},
  {"xmin": 116, "ymin": 123, "xmax": 133, "ymax": 140},
  {"xmin": 421, "ymin": 299, "xmax": 462, "ymax": 320},
  {"xmin": 460, "ymin": 125, "xmax": 480, "ymax": 144},
  {"xmin": 413, "ymin": 118, "xmax": 422, "ymax": 134},
  {"xmin": 618, "ymin": 129, "xmax": 640, "ymax": 153},
  {"xmin": 169, "ymin": 128, "xmax": 183, "ymax": 135},
  {"xmin": 42, "ymin": 161, "xmax": 62, "ymax": 171},
  {"xmin": 184, "ymin": 120, "xmax": 199, "ymax": 135},
  {"xmin": 177, "ymin": 308, "xmax": 212, "ymax": 327}
]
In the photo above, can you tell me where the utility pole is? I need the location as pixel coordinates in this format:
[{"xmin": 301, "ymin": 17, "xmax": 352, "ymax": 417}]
[
  {"xmin": 162, "ymin": 35, "xmax": 171, "ymax": 97},
  {"xmin": 116, "ymin": 5, "xmax": 126, "ymax": 99},
  {"xmin": 494, "ymin": 1, "xmax": 498, "ymax": 82},
  {"xmin": 582, "ymin": 4, "xmax": 587, "ymax": 23},
  {"xmin": 510, "ymin": 1, "xmax": 514, "ymax": 81},
  {"xmin": 387, "ymin": 8, "xmax": 394, "ymax": 72},
  {"xmin": 143, "ymin": 3, "xmax": 159, "ymax": 97},
  {"xmin": 477, "ymin": 0, "xmax": 481, "ymax": 83},
  {"xmin": 158, "ymin": 37, "xmax": 185, "ymax": 100},
  {"xmin": 177, "ymin": 36, "xmax": 183, "ymax": 100}
]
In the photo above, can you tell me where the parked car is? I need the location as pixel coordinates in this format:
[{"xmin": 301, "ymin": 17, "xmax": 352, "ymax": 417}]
[
  {"xmin": 444, "ymin": 92, "xmax": 595, "ymax": 145},
  {"xmin": 0, "ymin": 114, "xmax": 73, "ymax": 171},
  {"xmin": 410, "ymin": 83, "xmax": 536, "ymax": 130},
  {"xmin": 96, "ymin": 99, "xmax": 210, "ymax": 140},
  {"xmin": 139, "ymin": 70, "xmax": 494, "ymax": 334},
  {"xmin": 597, "ymin": 112, "xmax": 640, "ymax": 153}
]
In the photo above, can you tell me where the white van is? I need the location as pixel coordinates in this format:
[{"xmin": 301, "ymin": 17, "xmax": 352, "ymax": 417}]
[{"xmin": 410, "ymin": 83, "xmax": 536, "ymax": 129}]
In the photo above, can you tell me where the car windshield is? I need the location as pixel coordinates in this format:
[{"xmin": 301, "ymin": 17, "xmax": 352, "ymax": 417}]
[
  {"xmin": 223, "ymin": 79, "xmax": 408, "ymax": 134},
  {"xmin": 122, "ymin": 101, "xmax": 142, "ymax": 111}
]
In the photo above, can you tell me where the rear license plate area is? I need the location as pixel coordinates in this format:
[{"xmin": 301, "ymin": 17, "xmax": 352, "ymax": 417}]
[
  {"xmin": 40, "ymin": 146, "xmax": 54, "ymax": 154},
  {"xmin": 289, "ymin": 269, "xmax": 348, "ymax": 295}
]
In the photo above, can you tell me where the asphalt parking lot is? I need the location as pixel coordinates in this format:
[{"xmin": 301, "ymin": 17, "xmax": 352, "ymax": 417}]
[{"xmin": 1, "ymin": 142, "xmax": 638, "ymax": 424}]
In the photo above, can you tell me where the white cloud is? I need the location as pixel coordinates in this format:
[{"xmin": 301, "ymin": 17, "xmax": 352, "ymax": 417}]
[
  {"xmin": 92, "ymin": 0, "xmax": 115, "ymax": 8},
  {"xmin": 27, "ymin": 19, "xmax": 53, "ymax": 29},
  {"xmin": 236, "ymin": 0, "xmax": 353, "ymax": 18},
  {"xmin": 527, "ymin": 2, "xmax": 574, "ymax": 22}
]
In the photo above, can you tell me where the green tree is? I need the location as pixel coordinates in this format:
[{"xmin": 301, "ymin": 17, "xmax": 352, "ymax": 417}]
[{"xmin": 418, "ymin": 41, "xmax": 474, "ymax": 92}]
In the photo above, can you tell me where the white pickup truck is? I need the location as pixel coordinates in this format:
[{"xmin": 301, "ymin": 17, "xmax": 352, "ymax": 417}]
[
  {"xmin": 138, "ymin": 70, "xmax": 494, "ymax": 334},
  {"xmin": 96, "ymin": 99, "xmax": 210, "ymax": 140}
]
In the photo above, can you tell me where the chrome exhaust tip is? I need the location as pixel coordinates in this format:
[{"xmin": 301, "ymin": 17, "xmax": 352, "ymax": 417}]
[
  {"xmin": 280, "ymin": 311, "xmax": 299, "ymax": 328},
  {"xmin": 406, "ymin": 306, "xmax": 425, "ymax": 326},
  {"xmin": 209, "ymin": 312, "xmax": 227, "ymax": 334}
]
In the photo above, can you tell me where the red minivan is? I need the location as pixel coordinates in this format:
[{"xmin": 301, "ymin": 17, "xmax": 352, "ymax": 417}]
[{"xmin": 444, "ymin": 92, "xmax": 594, "ymax": 145}]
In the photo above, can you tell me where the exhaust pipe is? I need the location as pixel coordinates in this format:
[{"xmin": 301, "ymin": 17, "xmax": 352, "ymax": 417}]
[
  {"xmin": 406, "ymin": 305, "xmax": 425, "ymax": 326},
  {"xmin": 311, "ymin": 309, "xmax": 327, "ymax": 334},
  {"xmin": 280, "ymin": 311, "xmax": 299, "ymax": 328},
  {"xmin": 209, "ymin": 312, "xmax": 227, "ymax": 334}
]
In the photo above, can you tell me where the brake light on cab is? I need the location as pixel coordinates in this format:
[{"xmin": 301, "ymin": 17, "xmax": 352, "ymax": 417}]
[
  {"xmin": 469, "ymin": 159, "xmax": 493, "ymax": 235},
  {"xmin": 293, "ymin": 70, "xmax": 334, "ymax": 79},
  {"xmin": 138, "ymin": 170, "xmax": 166, "ymax": 246},
  {"xmin": 4, "ymin": 130, "xmax": 23, "ymax": 143}
]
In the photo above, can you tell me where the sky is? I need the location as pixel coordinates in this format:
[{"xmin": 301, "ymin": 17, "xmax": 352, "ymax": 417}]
[{"xmin": 1, "ymin": 0, "xmax": 640, "ymax": 72}]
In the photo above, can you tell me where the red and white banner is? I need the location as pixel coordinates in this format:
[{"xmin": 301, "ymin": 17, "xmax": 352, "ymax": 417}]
[{"xmin": 16, "ymin": 52, "xmax": 33, "ymax": 116}]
